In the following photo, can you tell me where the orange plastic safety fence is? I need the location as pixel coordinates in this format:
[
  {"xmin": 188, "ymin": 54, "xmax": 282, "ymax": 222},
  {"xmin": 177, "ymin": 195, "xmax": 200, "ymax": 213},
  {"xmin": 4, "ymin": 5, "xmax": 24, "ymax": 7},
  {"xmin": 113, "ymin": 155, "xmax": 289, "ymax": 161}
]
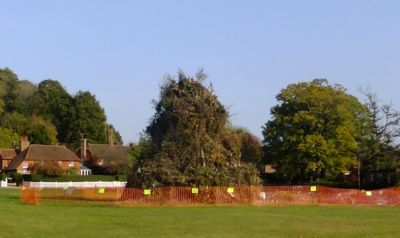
[{"xmin": 20, "ymin": 186, "xmax": 400, "ymax": 206}]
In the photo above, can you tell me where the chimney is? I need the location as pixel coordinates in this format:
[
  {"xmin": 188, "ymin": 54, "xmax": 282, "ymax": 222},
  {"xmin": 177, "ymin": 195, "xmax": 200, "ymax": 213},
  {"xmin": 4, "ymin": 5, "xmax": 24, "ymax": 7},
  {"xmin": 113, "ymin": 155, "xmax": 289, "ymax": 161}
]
[
  {"xmin": 20, "ymin": 136, "xmax": 30, "ymax": 152},
  {"xmin": 107, "ymin": 127, "xmax": 114, "ymax": 145},
  {"xmin": 80, "ymin": 139, "xmax": 87, "ymax": 160}
]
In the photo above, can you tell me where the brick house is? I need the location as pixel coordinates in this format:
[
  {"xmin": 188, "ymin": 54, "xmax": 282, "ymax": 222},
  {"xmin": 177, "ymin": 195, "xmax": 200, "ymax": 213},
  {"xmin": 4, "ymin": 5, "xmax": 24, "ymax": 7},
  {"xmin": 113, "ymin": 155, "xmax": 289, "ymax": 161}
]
[
  {"xmin": 5, "ymin": 140, "xmax": 80, "ymax": 175},
  {"xmin": 0, "ymin": 149, "xmax": 17, "ymax": 172},
  {"xmin": 75, "ymin": 128, "xmax": 131, "ymax": 174}
]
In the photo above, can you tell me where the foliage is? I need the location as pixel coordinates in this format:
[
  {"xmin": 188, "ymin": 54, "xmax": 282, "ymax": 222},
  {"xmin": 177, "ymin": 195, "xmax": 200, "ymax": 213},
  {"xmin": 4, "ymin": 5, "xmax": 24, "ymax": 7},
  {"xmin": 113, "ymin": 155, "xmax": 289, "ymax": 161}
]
[
  {"xmin": 13, "ymin": 80, "xmax": 38, "ymax": 114},
  {"xmin": 34, "ymin": 80, "xmax": 75, "ymax": 144},
  {"xmin": 129, "ymin": 70, "xmax": 260, "ymax": 187},
  {"xmin": 65, "ymin": 168, "xmax": 79, "ymax": 175},
  {"xmin": 263, "ymin": 79, "xmax": 370, "ymax": 183},
  {"xmin": 0, "ymin": 68, "xmax": 120, "ymax": 148},
  {"xmin": 0, "ymin": 113, "xmax": 57, "ymax": 145},
  {"xmin": 359, "ymin": 89, "xmax": 400, "ymax": 175},
  {"xmin": 22, "ymin": 174, "xmax": 126, "ymax": 182},
  {"xmin": 30, "ymin": 161, "xmax": 64, "ymax": 176},
  {"xmin": 109, "ymin": 124, "xmax": 123, "ymax": 145},
  {"xmin": 84, "ymin": 153, "xmax": 133, "ymax": 176},
  {"xmin": 70, "ymin": 91, "xmax": 107, "ymax": 146},
  {"xmin": 0, "ymin": 99, "xmax": 4, "ymax": 114},
  {"xmin": 22, "ymin": 116, "xmax": 58, "ymax": 144},
  {"xmin": 10, "ymin": 173, "xmax": 23, "ymax": 186},
  {"xmin": 0, "ymin": 112, "xmax": 28, "ymax": 134},
  {"xmin": 0, "ymin": 127, "xmax": 19, "ymax": 148},
  {"xmin": 231, "ymin": 127, "xmax": 264, "ymax": 167},
  {"xmin": 0, "ymin": 68, "xmax": 19, "ymax": 112}
]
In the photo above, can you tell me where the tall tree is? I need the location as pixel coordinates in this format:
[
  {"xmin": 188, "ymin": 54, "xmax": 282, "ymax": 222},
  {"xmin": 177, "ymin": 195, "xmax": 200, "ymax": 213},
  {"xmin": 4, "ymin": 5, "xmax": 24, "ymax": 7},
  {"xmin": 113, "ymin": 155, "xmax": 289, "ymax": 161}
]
[
  {"xmin": 0, "ymin": 112, "xmax": 28, "ymax": 134},
  {"xmin": 263, "ymin": 79, "xmax": 370, "ymax": 183},
  {"xmin": 71, "ymin": 91, "xmax": 107, "ymax": 145},
  {"xmin": 359, "ymin": 89, "xmax": 400, "ymax": 175},
  {"xmin": 128, "ymin": 70, "xmax": 259, "ymax": 187},
  {"xmin": 0, "ymin": 99, "xmax": 5, "ymax": 115},
  {"xmin": 13, "ymin": 80, "xmax": 38, "ymax": 115},
  {"xmin": 231, "ymin": 127, "xmax": 264, "ymax": 168},
  {"xmin": 0, "ymin": 68, "xmax": 19, "ymax": 112},
  {"xmin": 0, "ymin": 127, "xmax": 19, "ymax": 148},
  {"xmin": 35, "ymin": 80, "xmax": 75, "ymax": 144},
  {"xmin": 109, "ymin": 124, "xmax": 123, "ymax": 145},
  {"xmin": 22, "ymin": 116, "xmax": 58, "ymax": 145}
]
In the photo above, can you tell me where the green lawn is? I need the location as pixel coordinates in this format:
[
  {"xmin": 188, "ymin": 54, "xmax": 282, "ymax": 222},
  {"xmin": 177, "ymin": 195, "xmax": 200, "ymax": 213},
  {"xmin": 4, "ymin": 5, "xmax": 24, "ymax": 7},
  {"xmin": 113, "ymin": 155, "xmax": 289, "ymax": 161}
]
[{"xmin": 0, "ymin": 189, "xmax": 399, "ymax": 238}]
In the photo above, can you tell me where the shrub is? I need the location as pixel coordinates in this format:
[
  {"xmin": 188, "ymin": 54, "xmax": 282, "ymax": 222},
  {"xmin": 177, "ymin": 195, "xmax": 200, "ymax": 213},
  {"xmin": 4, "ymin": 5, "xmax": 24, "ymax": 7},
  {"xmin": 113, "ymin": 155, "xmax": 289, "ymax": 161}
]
[
  {"xmin": 23, "ymin": 175, "xmax": 127, "ymax": 182},
  {"xmin": 12, "ymin": 173, "xmax": 23, "ymax": 186},
  {"xmin": 30, "ymin": 161, "xmax": 64, "ymax": 176}
]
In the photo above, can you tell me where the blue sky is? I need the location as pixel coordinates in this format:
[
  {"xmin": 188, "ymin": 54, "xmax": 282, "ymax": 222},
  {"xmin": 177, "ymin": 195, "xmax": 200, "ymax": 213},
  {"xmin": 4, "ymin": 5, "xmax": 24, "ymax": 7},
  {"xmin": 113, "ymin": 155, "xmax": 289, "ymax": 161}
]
[{"xmin": 1, "ymin": 0, "xmax": 399, "ymax": 143}]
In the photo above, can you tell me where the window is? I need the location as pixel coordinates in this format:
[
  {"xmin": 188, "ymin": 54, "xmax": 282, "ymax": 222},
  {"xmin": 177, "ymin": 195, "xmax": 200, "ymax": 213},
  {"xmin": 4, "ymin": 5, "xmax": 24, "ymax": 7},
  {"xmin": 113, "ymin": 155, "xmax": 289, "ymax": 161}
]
[
  {"xmin": 22, "ymin": 170, "xmax": 30, "ymax": 175},
  {"xmin": 68, "ymin": 161, "xmax": 74, "ymax": 167},
  {"xmin": 58, "ymin": 161, "xmax": 62, "ymax": 166}
]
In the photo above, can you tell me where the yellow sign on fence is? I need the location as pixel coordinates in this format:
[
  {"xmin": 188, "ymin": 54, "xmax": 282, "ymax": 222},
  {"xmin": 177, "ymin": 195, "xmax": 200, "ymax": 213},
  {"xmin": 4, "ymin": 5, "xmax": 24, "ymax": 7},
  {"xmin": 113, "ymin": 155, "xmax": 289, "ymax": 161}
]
[
  {"xmin": 310, "ymin": 186, "xmax": 317, "ymax": 192},
  {"xmin": 227, "ymin": 187, "xmax": 234, "ymax": 193},
  {"xmin": 98, "ymin": 188, "xmax": 105, "ymax": 194},
  {"xmin": 144, "ymin": 189, "xmax": 151, "ymax": 195},
  {"xmin": 191, "ymin": 188, "xmax": 199, "ymax": 194},
  {"xmin": 366, "ymin": 191, "xmax": 372, "ymax": 196}
]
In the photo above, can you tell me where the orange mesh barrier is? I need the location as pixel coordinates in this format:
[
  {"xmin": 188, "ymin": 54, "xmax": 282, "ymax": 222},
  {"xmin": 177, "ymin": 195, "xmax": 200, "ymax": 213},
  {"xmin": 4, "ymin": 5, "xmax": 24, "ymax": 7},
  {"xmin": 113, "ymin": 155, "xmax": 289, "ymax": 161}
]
[
  {"xmin": 20, "ymin": 187, "xmax": 39, "ymax": 205},
  {"xmin": 20, "ymin": 186, "xmax": 400, "ymax": 206}
]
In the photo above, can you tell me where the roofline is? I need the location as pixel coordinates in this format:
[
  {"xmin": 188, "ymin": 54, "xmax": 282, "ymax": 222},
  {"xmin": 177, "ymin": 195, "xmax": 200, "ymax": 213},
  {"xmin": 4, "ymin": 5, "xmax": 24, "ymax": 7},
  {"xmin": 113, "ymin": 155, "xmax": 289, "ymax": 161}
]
[
  {"xmin": 25, "ymin": 145, "xmax": 32, "ymax": 161},
  {"xmin": 29, "ymin": 144, "xmax": 68, "ymax": 148}
]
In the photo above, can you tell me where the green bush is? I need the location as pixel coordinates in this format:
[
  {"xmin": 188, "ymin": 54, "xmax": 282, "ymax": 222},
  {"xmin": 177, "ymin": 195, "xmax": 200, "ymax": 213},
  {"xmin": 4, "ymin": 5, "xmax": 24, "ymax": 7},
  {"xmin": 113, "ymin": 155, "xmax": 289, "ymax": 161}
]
[
  {"xmin": 12, "ymin": 173, "xmax": 23, "ymax": 186},
  {"xmin": 23, "ymin": 175, "xmax": 127, "ymax": 182}
]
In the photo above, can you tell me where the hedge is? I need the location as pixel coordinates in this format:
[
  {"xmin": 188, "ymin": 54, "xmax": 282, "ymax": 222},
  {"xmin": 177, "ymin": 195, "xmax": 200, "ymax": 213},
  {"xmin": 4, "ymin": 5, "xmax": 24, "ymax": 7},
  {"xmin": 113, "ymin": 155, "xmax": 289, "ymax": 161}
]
[{"xmin": 22, "ymin": 175, "xmax": 127, "ymax": 182}]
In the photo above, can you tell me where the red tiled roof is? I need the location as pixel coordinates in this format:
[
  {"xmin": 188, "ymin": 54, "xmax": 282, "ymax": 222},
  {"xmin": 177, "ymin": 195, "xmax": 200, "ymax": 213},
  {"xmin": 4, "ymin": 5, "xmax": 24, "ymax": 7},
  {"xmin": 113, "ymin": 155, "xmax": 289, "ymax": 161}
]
[
  {"xmin": 6, "ymin": 145, "xmax": 80, "ymax": 170},
  {"xmin": 79, "ymin": 144, "xmax": 131, "ymax": 166},
  {"xmin": 0, "ymin": 149, "xmax": 17, "ymax": 160}
]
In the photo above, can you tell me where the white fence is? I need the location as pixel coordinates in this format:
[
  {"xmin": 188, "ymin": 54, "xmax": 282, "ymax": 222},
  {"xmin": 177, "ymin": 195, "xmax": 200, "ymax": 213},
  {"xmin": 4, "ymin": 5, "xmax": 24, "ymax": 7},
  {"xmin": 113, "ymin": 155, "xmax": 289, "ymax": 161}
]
[
  {"xmin": 23, "ymin": 181, "xmax": 127, "ymax": 188},
  {"xmin": 0, "ymin": 180, "xmax": 7, "ymax": 188}
]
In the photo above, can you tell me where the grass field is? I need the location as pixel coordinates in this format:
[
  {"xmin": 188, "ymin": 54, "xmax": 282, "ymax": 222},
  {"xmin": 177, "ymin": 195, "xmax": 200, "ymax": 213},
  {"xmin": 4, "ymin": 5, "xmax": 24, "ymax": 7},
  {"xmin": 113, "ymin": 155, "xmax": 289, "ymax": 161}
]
[{"xmin": 1, "ymin": 189, "xmax": 399, "ymax": 238}]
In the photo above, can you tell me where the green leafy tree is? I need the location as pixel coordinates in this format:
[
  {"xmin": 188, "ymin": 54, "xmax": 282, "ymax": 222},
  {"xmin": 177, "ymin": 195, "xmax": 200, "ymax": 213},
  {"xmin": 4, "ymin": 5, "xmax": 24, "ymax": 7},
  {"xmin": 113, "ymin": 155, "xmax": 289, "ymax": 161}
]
[
  {"xmin": 109, "ymin": 124, "xmax": 123, "ymax": 145},
  {"xmin": 70, "ymin": 91, "xmax": 107, "ymax": 146},
  {"xmin": 0, "ymin": 99, "xmax": 5, "ymax": 115},
  {"xmin": 231, "ymin": 127, "xmax": 264, "ymax": 168},
  {"xmin": 34, "ymin": 80, "xmax": 75, "ymax": 144},
  {"xmin": 128, "ymin": 70, "xmax": 259, "ymax": 187},
  {"xmin": 13, "ymin": 80, "xmax": 38, "ymax": 115},
  {"xmin": 358, "ymin": 89, "xmax": 400, "ymax": 185},
  {"xmin": 263, "ymin": 79, "xmax": 370, "ymax": 183},
  {"xmin": 0, "ymin": 68, "xmax": 19, "ymax": 112},
  {"xmin": 22, "ymin": 116, "xmax": 58, "ymax": 145},
  {"xmin": 0, "ymin": 127, "xmax": 19, "ymax": 148},
  {"xmin": 0, "ymin": 112, "xmax": 28, "ymax": 134},
  {"xmin": 0, "ymin": 68, "xmax": 120, "ymax": 149}
]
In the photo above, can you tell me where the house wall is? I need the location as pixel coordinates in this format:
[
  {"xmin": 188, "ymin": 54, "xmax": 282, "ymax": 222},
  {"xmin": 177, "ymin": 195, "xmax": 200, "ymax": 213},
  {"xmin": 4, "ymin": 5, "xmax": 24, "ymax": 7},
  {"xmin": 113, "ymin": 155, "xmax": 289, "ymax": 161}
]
[
  {"xmin": 1, "ymin": 159, "xmax": 12, "ymax": 170},
  {"xmin": 16, "ymin": 160, "xmax": 80, "ymax": 174},
  {"xmin": 15, "ymin": 160, "xmax": 36, "ymax": 174}
]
